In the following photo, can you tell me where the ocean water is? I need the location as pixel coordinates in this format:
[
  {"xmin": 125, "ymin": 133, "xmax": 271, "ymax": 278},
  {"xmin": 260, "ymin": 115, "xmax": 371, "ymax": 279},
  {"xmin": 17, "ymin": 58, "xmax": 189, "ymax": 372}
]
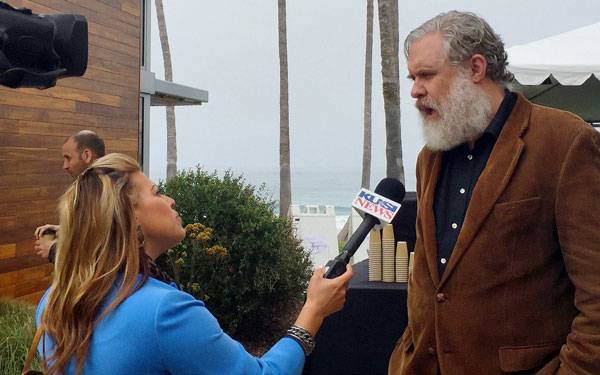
[{"xmin": 238, "ymin": 168, "xmax": 387, "ymax": 230}]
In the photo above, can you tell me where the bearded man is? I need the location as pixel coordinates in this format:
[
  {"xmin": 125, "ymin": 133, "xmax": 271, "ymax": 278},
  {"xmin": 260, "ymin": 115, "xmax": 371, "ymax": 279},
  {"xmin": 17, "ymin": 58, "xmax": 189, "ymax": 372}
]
[{"xmin": 388, "ymin": 11, "xmax": 600, "ymax": 374}]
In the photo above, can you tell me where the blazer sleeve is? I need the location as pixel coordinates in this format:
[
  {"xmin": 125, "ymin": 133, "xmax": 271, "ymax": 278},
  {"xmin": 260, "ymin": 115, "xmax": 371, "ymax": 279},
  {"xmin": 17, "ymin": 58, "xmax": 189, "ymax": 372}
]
[
  {"xmin": 153, "ymin": 288, "xmax": 305, "ymax": 375},
  {"xmin": 554, "ymin": 129, "xmax": 600, "ymax": 374}
]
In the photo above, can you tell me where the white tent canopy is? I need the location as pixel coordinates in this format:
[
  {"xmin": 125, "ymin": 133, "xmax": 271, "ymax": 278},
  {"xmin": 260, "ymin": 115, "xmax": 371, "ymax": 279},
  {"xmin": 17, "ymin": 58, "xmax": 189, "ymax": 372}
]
[{"xmin": 508, "ymin": 22, "xmax": 600, "ymax": 85}]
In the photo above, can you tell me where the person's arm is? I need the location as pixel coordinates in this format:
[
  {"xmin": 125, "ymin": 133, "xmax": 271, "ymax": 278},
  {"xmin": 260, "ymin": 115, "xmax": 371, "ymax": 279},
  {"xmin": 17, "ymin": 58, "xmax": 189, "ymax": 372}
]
[
  {"xmin": 154, "ymin": 266, "xmax": 352, "ymax": 375},
  {"xmin": 554, "ymin": 130, "xmax": 600, "ymax": 374}
]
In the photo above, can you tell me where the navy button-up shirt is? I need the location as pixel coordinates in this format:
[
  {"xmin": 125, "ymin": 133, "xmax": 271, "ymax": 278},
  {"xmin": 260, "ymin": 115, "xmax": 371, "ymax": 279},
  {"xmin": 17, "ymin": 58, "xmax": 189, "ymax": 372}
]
[{"xmin": 433, "ymin": 91, "xmax": 517, "ymax": 276}]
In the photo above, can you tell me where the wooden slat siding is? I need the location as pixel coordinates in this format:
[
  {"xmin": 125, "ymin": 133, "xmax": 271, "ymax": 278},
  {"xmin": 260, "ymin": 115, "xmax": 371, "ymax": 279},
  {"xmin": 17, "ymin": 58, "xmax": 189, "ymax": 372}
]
[
  {"xmin": 17, "ymin": 86, "xmax": 124, "ymax": 108},
  {"xmin": 88, "ymin": 20, "xmax": 139, "ymax": 49},
  {"xmin": 56, "ymin": 77, "xmax": 139, "ymax": 99},
  {"xmin": 84, "ymin": 67, "xmax": 139, "ymax": 90},
  {"xmin": 0, "ymin": 120, "xmax": 137, "ymax": 140},
  {"xmin": 87, "ymin": 54, "xmax": 139, "ymax": 77},
  {"xmin": 0, "ymin": 92, "xmax": 76, "ymax": 112},
  {"xmin": 0, "ymin": 199, "xmax": 59, "ymax": 219},
  {"xmin": 0, "ymin": 106, "xmax": 138, "ymax": 130},
  {"xmin": 20, "ymin": 0, "xmax": 138, "ymax": 28},
  {"xmin": 16, "ymin": 275, "xmax": 52, "ymax": 293},
  {"xmin": 0, "ymin": 244, "xmax": 16, "ymax": 260},
  {"xmin": 0, "ymin": 263, "xmax": 52, "ymax": 287},
  {"xmin": 75, "ymin": 101, "xmax": 137, "ymax": 120},
  {"xmin": 0, "ymin": 133, "xmax": 80, "ymax": 149},
  {"xmin": 120, "ymin": 1, "xmax": 140, "ymax": 17},
  {"xmin": 0, "ymin": 252, "xmax": 48, "ymax": 277},
  {"xmin": 0, "ymin": 89, "xmax": 136, "ymax": 119},
  {"xmin": 0, "ymin": 148, "xmax": 62, "ymax": 162},
  {"xmin": 89, "ymin": 45, "xmax": 140, "ymax": 69},
  {"xmin": 0, "ymin": 160, "xmax": 63, "ymax": 175},
  {"xmin": 0, "ymin": 0, "xmax": 140, "ymax": 302},
  {"xmin": 62, "ymin": 0, "xmax": 139, "ymax": 26},
  {"xmin": 88, "ymin": 34, "xmax": 139, "ymax": 58},
  {"xmin": 0, "ymin": 185, "xmax": 68, "ymax": 203},
  {"xmin": 93, "ymin": 0, "xmax": 140, "ymax": 17},
  {"xmin": 0, "ymin": 174, "xmax": 68, "ymax": 188}
]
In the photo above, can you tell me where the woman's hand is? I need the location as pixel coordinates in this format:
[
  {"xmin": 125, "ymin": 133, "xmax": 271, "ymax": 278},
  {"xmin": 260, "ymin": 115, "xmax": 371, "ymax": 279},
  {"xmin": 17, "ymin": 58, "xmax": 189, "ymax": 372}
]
[{"xmin": 294, "ymin": 264, "xmax": 353, "ymax": 336}]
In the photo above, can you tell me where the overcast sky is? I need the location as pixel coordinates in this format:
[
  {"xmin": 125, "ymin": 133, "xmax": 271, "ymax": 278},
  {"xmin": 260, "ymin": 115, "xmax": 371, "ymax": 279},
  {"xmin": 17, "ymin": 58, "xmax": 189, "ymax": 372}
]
[{"xmin": 148, "ymin": 0, "xmax": 600, "ymax": 191}]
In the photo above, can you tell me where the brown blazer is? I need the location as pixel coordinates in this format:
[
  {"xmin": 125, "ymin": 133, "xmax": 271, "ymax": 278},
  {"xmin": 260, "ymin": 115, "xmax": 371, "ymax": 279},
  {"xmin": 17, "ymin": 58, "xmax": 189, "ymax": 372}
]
[{"xmin": 389, "ymin": 94, "xmax": 600, "ymax": 374}]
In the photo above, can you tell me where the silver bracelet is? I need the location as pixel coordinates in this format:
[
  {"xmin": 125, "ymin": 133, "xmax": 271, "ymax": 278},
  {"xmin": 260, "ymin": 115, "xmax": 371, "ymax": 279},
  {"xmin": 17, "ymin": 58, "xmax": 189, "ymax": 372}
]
[{"xmin": 286, "ymin": 324, "xmax": 315, "ymax": 356}]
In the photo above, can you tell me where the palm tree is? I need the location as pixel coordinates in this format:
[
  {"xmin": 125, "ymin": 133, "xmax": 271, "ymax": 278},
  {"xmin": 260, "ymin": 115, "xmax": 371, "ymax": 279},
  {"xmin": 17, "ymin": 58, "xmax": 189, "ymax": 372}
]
[
  {"xmin": 362, "ymin": 0, "xmax": 374, "ymax": 189},
  {"xmin": 278, "ymin": 0, "xmax": 291, "ymax": 217},
  {"xmin": 377, "ymin": 0, "xmax": 404, "ymax": 184},
  {"xmin": 155, "ymin": 0, "xmax": 177, "ymax": 180}
]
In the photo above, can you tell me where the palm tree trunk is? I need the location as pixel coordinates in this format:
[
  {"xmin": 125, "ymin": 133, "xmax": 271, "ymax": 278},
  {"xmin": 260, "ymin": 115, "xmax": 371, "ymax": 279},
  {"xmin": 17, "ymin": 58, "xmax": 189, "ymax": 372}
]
[
  {"xmin": 378, "ymin": 0, "xmax": 404, "ymax": 184},
  {"xmin": 155, "ymin": 0, "xmax": 177, "ymax": 180},
  {"xmin": 278, "ymin": 0, "xmax": 291, "ymax": 217},
  {"xmin": 362, "ymin": 0, "xmax": 374, "ymax": 189}
]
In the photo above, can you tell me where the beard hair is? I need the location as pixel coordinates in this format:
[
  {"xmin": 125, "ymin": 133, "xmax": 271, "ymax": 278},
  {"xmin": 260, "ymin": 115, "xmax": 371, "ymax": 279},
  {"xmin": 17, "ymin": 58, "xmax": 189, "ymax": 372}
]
[{"xmin": 418, "ymin": 69, "xmax": 493, "ymax": 152}]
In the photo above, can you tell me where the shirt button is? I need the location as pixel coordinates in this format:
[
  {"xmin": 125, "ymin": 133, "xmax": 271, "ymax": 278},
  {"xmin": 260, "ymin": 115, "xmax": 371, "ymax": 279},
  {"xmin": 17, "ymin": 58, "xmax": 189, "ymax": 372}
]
[
  {"xmin": 428, "ymin": 347, "xmax": 437, "ymax": 355},
  {"xmin": 451, "ymin": 223, "xmax": 458, "ymax": 229},
  {"xmin": 440, "ymin": 258, "xmax": 447, "ymax": 264},
  {"xmin": 467, "ymin": 154, "xmax": 473, "ymax": 160},
  {"xmin": 459, "ymin": 188, "xmax": 466, "ymax": 194},
  {"xmin": 436, "ymin": 293, "xmax": 447, "ymax": 302}
]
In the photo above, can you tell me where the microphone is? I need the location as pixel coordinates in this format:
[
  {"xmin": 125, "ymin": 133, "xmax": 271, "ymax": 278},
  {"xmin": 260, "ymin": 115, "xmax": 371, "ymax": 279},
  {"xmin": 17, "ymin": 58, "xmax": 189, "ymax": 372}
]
[{"xmin": 323, "ymin": 178, "xmax": 406, "ymax": 279}]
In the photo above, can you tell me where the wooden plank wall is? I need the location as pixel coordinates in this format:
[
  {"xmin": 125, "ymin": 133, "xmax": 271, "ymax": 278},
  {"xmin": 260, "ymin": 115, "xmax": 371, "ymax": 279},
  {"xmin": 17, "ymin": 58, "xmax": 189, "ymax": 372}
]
[{"xmin": 0, "ymin": 0, "xmax": 140, "ymax": 303}]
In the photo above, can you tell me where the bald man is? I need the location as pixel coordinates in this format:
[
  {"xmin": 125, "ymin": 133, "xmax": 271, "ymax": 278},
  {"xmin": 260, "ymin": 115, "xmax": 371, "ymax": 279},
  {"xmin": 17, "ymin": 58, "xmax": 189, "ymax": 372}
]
[{"xmin": 34, "ymin": 130, "xmax": 106, "ymax": 262}]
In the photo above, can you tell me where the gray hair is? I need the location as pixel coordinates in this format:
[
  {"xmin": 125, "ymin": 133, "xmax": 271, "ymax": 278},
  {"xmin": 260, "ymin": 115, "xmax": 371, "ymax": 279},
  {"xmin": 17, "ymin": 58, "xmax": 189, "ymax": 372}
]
[{"xmin": 404, "ymin": 11, "xmax": 514, "ymax": 83}]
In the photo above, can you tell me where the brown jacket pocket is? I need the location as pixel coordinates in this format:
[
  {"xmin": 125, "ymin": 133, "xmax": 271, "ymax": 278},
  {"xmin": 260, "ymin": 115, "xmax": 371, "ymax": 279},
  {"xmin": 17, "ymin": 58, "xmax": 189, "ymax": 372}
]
[{"xmin": 499, "ymin": 342, "xmax": 562, "ymax": 373}]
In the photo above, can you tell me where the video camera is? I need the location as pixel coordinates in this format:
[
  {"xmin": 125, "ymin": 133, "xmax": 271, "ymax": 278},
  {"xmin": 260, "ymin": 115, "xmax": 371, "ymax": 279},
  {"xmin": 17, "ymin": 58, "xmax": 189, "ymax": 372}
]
[{"xmin": 0, "ymin": 1, "xmax": 88, "ymax": 89}]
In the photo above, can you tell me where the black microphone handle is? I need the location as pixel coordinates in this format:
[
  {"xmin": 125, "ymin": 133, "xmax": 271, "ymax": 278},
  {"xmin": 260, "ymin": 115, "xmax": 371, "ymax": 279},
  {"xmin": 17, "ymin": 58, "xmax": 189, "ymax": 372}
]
[{"xmin": 323, "ymin": 215, "xmax": 379, "ymax": 279}]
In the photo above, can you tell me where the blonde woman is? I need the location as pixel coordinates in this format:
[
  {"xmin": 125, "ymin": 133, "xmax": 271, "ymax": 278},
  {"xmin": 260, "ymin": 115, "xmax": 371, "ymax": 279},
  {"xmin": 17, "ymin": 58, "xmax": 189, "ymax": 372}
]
[{"xmin": 36, "ymin": 153, "xmax": 352, "ymax": 375}]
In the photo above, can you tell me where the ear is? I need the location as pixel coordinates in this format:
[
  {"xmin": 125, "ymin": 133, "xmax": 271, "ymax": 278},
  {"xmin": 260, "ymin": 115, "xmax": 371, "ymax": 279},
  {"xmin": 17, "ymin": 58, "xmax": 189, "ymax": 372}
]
[
  {"xmin": 469, "ymin": 53, "xmax": 488, "ymax": 83},
  {"xmin": 81, "ymin": 149, "xmax": 93, "ymax": 164}
]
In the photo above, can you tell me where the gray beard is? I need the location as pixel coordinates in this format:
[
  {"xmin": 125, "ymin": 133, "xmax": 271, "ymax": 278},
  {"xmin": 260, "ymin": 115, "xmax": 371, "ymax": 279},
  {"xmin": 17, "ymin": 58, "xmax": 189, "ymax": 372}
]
[{"xmin": 418, "ymin": 71, "xmax": 493, "ymax": 152}]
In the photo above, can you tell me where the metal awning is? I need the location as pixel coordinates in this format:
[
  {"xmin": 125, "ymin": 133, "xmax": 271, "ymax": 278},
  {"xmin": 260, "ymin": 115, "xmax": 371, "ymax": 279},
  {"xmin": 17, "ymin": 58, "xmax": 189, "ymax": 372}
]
[{"xmin": 140, "ymin": 69, "xmax": 208, "ymax": 106}]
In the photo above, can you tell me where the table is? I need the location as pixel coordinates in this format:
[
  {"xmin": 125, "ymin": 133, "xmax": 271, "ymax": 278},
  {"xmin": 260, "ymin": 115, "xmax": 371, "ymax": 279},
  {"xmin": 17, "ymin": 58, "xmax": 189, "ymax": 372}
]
[{"xmin": 303, "ymin": 259, "xmax": 408, "ymax": 375}]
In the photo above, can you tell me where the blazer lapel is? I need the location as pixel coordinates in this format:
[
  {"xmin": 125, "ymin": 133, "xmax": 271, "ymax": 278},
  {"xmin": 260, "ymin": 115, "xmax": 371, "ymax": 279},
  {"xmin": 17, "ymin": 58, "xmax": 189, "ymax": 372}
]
[
  {"xmin": 419, "ymin": 150, "xmax": 443, "ymax": 286},
  {"xmin": 438, "ymin": 94, "xmax": 531, "ymax": 288}
]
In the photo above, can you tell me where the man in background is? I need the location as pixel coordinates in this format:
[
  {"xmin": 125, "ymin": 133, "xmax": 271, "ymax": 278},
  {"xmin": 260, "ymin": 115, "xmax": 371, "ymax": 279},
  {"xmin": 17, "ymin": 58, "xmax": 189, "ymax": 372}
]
[
  {"xmin": 389, "ymin": 11, "xmax": 600, "ymax": 374},
  {"xmin": 34, "ymin": 130, "xmax": 106, "ymax": 262}
]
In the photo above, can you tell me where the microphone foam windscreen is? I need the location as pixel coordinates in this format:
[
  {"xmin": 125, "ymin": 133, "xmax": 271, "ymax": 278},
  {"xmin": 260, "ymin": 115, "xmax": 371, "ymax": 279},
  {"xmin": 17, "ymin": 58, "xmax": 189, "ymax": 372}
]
[{"xmin": 374, "ymin": 177, "xmax": 406, "ymax": 204}]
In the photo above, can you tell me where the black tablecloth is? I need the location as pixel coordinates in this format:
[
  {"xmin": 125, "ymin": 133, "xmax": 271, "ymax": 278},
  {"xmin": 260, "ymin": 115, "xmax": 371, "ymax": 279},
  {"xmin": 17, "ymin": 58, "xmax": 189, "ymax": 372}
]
[{"xmin": 303, "ymin": 260, "xmax": 408, "ymax": 375}]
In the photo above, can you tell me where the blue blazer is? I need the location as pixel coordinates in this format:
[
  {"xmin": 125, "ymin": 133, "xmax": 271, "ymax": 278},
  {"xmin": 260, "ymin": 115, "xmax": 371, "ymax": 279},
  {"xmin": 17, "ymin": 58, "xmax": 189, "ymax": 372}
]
[{"xmin": 36, "ymin": 277, "xmax": 305, "ymax": 374}]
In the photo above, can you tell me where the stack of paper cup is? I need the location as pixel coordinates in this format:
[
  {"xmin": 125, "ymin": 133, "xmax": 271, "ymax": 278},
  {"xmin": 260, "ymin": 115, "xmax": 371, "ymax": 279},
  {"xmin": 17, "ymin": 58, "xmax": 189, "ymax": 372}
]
[
  {"xmin": 408, "ymin": 251, "xmax": 415, "ymax": 280},
  {"xmin": 368, "ymin": 229, "xmax": 382, "ymax": 281},
  {"xmin": 395, "ymin": 241, "xmax": 409, "ymax": 283},
  {"xmin": 382, "ymin": 224, "xmax": 395, "ymax": 282}
]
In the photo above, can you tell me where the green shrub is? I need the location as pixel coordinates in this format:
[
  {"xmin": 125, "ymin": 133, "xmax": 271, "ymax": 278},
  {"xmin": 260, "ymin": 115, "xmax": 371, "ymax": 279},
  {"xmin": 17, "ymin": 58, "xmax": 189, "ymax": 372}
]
[
  {"xmin": 158, "ymin": 168, "xmax": 312, "ymax": 343},
  {"xmin": 0, "ymin": 299, "xmax": 41, "ymax": 375}
]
